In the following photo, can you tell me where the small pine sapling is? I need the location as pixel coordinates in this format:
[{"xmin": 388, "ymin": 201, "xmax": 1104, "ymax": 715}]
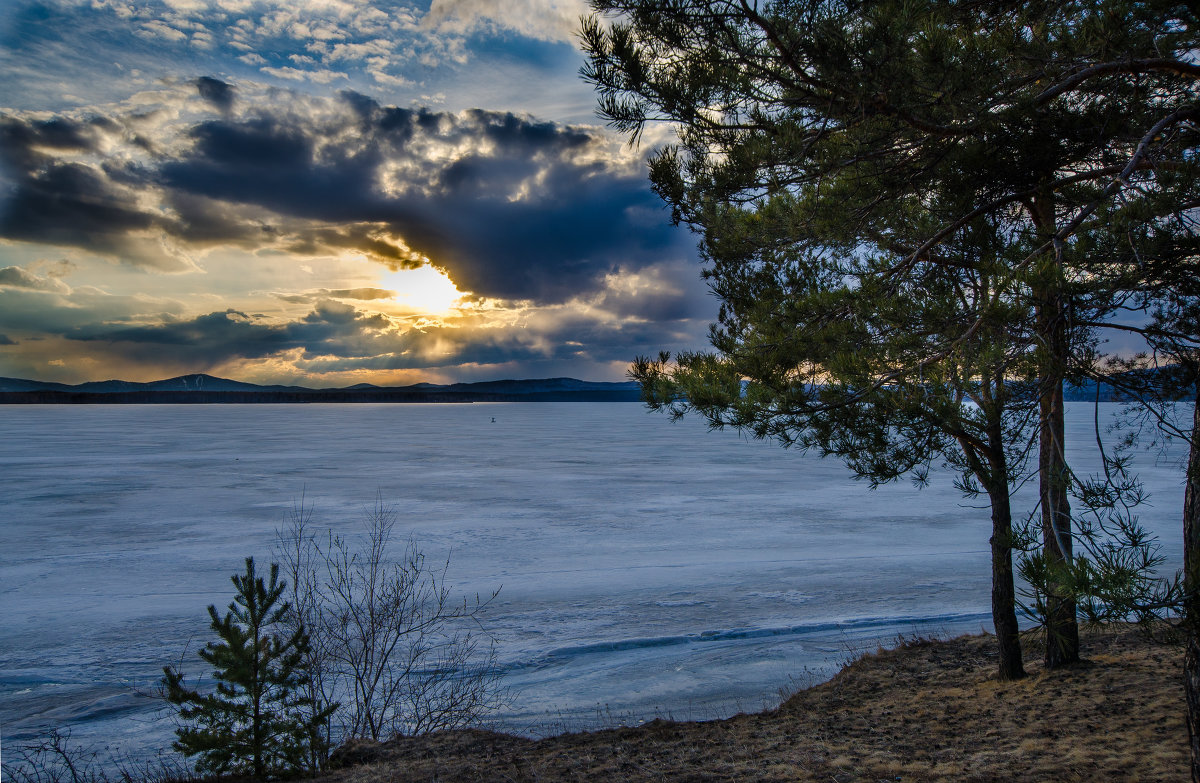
[{"xmin": 163, "ymin": 557, "xmax": 335, "ymax": 779}]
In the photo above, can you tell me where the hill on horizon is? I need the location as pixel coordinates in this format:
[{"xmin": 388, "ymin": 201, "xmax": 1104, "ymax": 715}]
[
  {"xmin": 0, "ymin": 373, "xmax": 640, "ymax": 395},
  {"xmin": 1, "ymin": 370, "xmax": 1186, "ymax": 403}
]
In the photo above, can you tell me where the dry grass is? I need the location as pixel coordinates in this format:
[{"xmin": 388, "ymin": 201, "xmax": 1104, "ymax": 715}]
[{"xmin": 315, "ymin": 625, "xmax": 1186, "ymax": 782}]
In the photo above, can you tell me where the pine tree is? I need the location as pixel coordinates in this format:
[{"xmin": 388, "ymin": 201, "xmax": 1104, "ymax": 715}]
[
  {"xmin": 162, "ymin": 557, "xmax": 334, "ymax": 779},
  {"xmin": 583, "ymin": 0, "xmax": 1199, "ymax": 673}
]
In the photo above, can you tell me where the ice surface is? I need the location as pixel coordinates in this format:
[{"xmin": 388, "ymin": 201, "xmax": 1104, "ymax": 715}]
[{"xmin": 0, "ymin": 401, "xmax": 1189, "ymax": 763}]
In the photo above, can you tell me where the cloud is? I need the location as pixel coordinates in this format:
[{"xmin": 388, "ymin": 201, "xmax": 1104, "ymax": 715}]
[
  {"xmin": 0, "ymin": 285, "xmax": 187, "ymax": 335},
  {"xmin": 69, "ymin": 308, "xmax": 297, "ymax": 365},
  {"xmin": 196, "ymin": 76, "xmax": 235, "ymax": 112},
  {"xmin": 136, "ymin": 20, "xmax": 188, "ymax": 43},
  {"xmin": 10, "ymin": 0, "xmax": 446, "ymax": 99},
  {"xmin": 0, "ymin": 3, "xmax": 712, "ymax": 384},
  {"xmin": 2, "ymin": 252, "xmax": 711, "ymax": 381},
  {"xmin": 0, "ymin": 113, "xmax": 198, "ymax": 271},
  {"xmin": 273, "ymin": 287, "xmax": 397, "ymax": 303},
  {"xmin": 156, "ymin": 91, "xmax": 683, "ymax": 302},
  {"xmin": 0, "ymin": 114, "xmax": 105, "ymax": 167},
  {"xmin": 260, "ymin": 66, "xmax": 349, "ymax": 84},
  {"xmin": 323, "ymin": 287, "xmax": 396, "ymax": 300},
  {"xmin": 1, "ymin": 87, "xmax": 687, "ymax": 302},
  {"xmin": 58, "ymin": 300, "xmax": 401, "ymax": 368},
  {"xmin": 0, "ymin": 265, "xmax": 71, "ymax": 293},
  {"xmin": 424, "ymin": 0, "xmax": 588, "ymax": 44},
  {"xmin": 3, "ymin": 0, "xmax": 601, "ymax": 137},
  {"xmin": 0, "ymin": 83, "xmax": 713, "ymax": 384}
]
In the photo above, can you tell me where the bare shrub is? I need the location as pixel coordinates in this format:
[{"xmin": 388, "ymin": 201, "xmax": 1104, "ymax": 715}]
[
  {"xmin": 276, "ymin": 495, "xmax": 506, "ymax": 758},
  {"xmin": 0, "ymin": 728, "xmax": 190, "ymax": 783}
]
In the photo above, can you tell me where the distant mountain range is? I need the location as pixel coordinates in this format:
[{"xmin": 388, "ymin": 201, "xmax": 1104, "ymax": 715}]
[
  {"xmin": 1, "ymin": 368, "xmax": 1187, "ymax": 405},
  {"xmin": 0, "ymin": 374, "xmax": 645, "ymax": 404}
]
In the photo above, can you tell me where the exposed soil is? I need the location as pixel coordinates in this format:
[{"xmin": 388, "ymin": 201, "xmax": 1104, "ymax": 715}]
[{"xmin": 317, "ymin": 625, "xmax": 1186, "ymax": 782}]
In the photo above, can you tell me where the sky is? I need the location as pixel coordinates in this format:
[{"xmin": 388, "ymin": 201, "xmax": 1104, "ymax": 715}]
[{"xmin": 0, "ymin": 0, "xmax": 713, "ymax": 386}]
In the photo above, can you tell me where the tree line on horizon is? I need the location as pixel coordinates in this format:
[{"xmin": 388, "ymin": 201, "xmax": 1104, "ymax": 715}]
[{"xmin": 582, "ymin": 0, "xmax": 1200, "ymax": 776}]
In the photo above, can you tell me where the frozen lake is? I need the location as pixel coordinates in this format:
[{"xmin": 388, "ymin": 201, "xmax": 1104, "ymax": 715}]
[{"xmin": 0, "ymin": 401, "xmax": 1190, "ymax": 766}]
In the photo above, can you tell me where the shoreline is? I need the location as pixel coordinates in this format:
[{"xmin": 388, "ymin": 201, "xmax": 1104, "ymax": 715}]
[
  {"xmin": 311, "ymin": 624, "xmax": 1184, "ymax": 782},
  {"xmin": 4, "ymin": 625, "xmax": 1184, "ymax": 782}
]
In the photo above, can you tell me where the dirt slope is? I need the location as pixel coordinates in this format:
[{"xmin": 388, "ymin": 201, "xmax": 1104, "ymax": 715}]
[{"xmin": 318, "ymin": 626, "xmax": 1186, "ymax": 782}]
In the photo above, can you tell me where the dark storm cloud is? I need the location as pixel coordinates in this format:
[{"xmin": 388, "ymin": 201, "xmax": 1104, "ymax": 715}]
[
  {"xmin": 196, "ymin": 77, "xmax": 235, "ymax": 113},
  {"xmin": 0, "ymin": 115, "xmax": 101, "ymax": 164},
  {"xmin": 74, "ymin": 308, "xmax": 286, "ymax": 350},
  {"xmin": 165, "ymin": 191, "xmax": 278, "ymax": 247},
  {"xmin": 0, "ymin": 89, "xmax": 691, "ymax": 300},
  {"xmin": 64, "ymin": 301, "xmax": 398, "ymax": 366},
  {"xmin": 0, "ymin": 162, "xmax": 157, "ymax": 252},
  {"xmin": 186, "ymin": 117, "xmax": 314, "ymax": 171},
  {"xmin": 0, "ymin": 115, "xmax": 194, "ymax": 270},
  {"xmin": 69, "ymin": 308, "xmax": 301, "ymax": 365}
]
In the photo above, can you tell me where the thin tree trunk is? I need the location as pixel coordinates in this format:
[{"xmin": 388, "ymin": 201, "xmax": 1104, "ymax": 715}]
[
  {"xmin": 988, "ymin": 477, "xmax": 1026, "ymax": 680},
  {"xmin": 254, "ymin": 629, "xmax": 264, "ymax": 780},
  {"xmin": 1183, "ymin": 386, "xmax": 1200, "ymax": 781},
  {"xmin": 1032, "ymin": 194, "xmax": 1079, "ymax": 668},
  {"xmin": 1039, "ymin": 363, "xmax": 1079, "ymax": 667},
  {"xmin": 962, "ymin": 412, "xmax": 1025, "ymax": 681}
]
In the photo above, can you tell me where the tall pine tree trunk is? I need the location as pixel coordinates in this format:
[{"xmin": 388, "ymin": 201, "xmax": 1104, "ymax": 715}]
[
  {"xmin": 1183, "ymin": 385, "xmax": 1200, "ymax": 781},
  {"xmin": 1032, "ymin": 194, "xmax": 1079, "ymax": 668}
]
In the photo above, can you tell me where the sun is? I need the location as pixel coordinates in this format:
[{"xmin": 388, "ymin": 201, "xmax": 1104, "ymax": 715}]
[{"xmin": 380, "ymin": 265, "xmax": 465, "ymax": 315}]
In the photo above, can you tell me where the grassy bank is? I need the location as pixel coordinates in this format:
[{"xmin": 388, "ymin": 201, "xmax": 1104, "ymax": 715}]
[{"xmin": 317, "ymin": 625, "xmax": 1184, "ymax": 782}]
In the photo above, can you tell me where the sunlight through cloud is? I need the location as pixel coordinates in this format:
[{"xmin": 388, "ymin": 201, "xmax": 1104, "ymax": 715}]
[{"xmin": 380, "ymin": 265, "xmax": 464, "ymax": 316}]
